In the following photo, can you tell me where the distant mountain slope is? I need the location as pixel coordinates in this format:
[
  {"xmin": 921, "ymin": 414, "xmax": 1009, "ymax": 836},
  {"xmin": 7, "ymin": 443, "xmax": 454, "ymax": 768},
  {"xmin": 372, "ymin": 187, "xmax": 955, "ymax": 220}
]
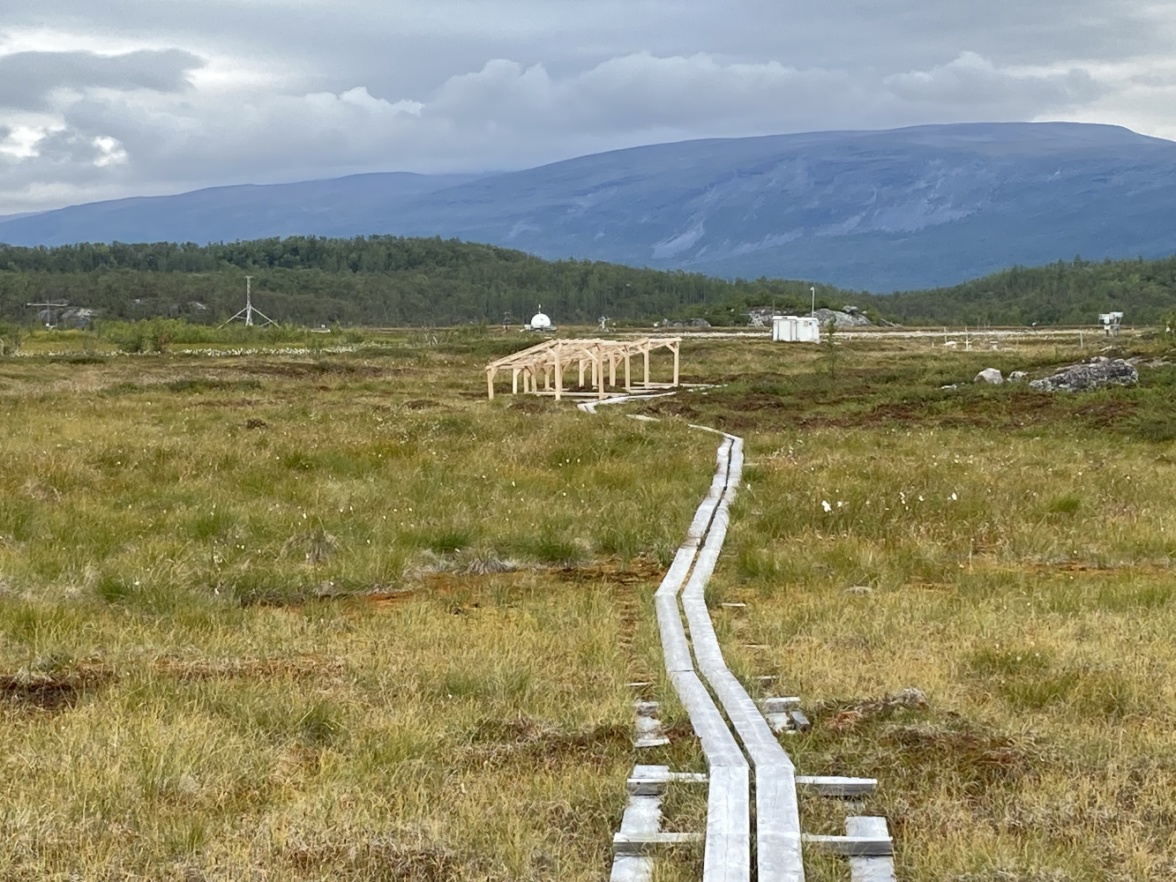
[
  {"xmin": 0, "ymin": 172, "xmax": 481, "ymax": 248},
  {"xmin": 2, "ymin": 123, "xmax": 1173, "ymax": 291}
]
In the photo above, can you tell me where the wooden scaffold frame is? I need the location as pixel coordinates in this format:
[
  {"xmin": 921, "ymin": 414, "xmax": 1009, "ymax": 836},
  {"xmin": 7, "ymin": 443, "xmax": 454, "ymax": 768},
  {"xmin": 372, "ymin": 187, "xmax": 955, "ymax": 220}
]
[{"xmin": 485, "ymin": 337, "xmax": 681, "ymax": 401}]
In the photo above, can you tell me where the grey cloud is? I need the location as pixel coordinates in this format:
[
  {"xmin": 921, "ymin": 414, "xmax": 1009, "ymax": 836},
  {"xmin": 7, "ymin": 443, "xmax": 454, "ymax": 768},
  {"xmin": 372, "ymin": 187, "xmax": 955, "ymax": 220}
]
[
  {"xmin": 51, "ymin": 50, "xmax": 1113, "ymax": 195},
  {"xmin": 0, "ymin": 0, "xmax": 1173, "ymax": 214},
  {"xmin": 31, "ymin": 130, "xmax": 110, "ymax": 165},
  {"xmin": 10, "ymin": 0, "xmax": 1169, "ymax": 90},
  {"xmin": 0, "ymin": 49, "xmax": 205, "ymax": 110},
  {"xmin": 885, "ymin": 53, "xmax": 1107, "ymax": 111}
]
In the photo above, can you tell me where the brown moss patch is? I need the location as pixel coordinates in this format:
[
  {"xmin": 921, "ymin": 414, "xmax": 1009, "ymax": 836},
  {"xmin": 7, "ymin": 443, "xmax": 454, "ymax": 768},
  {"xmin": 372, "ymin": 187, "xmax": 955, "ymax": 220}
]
[{"xmin": 0, "ymin": 664, "xmax": 115, "ymax": 711}]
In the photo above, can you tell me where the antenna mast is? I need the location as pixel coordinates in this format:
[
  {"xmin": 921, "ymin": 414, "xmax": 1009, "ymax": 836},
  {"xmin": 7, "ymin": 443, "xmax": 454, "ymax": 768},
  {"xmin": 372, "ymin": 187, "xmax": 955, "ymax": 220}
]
[
  {"xmin": 220, "ymin": 275, "xmax": 276, "ymax": 328},
  {"xmin": 26, "ymin": 300, "xmax": 69, "ymax": 327}
]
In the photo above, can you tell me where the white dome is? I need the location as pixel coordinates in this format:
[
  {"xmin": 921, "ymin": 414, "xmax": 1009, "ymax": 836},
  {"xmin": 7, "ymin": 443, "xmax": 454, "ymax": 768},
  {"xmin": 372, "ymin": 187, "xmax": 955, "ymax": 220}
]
[{"xmin": 529, "ymin": 312, "xmax": 552, "ymax": 330}]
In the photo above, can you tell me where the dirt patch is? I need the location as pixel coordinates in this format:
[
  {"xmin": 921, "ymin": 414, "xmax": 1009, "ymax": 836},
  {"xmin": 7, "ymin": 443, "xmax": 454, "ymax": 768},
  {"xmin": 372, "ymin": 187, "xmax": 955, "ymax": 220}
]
[
  {"xmin": 259, "ymin": 557, "xmax": 661, "ymax": 614},
  {"xmin": 152, "ymin": 654, "xmax": 344, "ymax": 681},
  {"xmin": 880, "ymin": 718, "xmax": 1038, "ymax": 794},
  {"xmin": 634, "ymin": 398, "xmax": 701, "ymax": 420},
  {"xmin": 0, "ymin": 665, "xmax": 114, "ymax": 711},
  {"xmin": 552, "ymin": 556, "xmax": 665, "ymax": 586},
  {"xmin": 246, "ymin": 361, "xmax": 393, "ymax": 379},
  {"xmin": 464, "ymin": 715, "xmax": 633, "ymax": 770},
  {"xmin": 1025, "ymin": 560, "xmax": 1173, "ymax": 577},
  {"xmin": 507, "ymin": 397, "xmax": 558, "ymax": 413},
  {"xmin": 285, "ymin": 835, "xmax": 498, "ymax": 882},
  {"xmin": 404, "ymin": 398, "xmax": 443, "ymax": 409},
  {"xmin": 745, "ymin": 392, "xmax": 1141, "ymax": 432},
  {"xmin": 818, "ymin": 688, "xmax": 929, "ymax": 733},
  {"xmin": 191, "ymin": 398, "xmax": 261, "ymax": 409}
]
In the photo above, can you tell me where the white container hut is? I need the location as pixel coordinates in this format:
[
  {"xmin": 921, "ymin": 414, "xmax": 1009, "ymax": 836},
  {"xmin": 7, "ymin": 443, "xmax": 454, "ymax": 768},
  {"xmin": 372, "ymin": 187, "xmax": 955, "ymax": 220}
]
[{"xmin": 772, "ymin": 315, "xmax": 821, "ymax": 343}]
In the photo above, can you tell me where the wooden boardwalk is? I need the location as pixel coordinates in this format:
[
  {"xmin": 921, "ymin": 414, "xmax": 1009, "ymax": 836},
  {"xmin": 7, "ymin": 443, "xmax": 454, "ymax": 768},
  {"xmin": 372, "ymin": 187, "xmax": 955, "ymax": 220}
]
[{"xmin": 583, "ymin": 395, "xmax": 894, "ymax": 882}]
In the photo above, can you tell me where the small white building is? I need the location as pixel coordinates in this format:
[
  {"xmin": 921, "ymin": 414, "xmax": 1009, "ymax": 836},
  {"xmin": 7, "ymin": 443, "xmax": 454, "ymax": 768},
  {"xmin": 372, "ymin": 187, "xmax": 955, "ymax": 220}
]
[
  {"xmin": 526, "ymin": 307, "xmax": 555, "ymax": 332},
  {"xmin": 772, "ymin": 315, "xmax": 821, "ymax": 343},
  {"xmin": 1098, "ymin": 311, "xmax": 1123, "ymax": 336}
]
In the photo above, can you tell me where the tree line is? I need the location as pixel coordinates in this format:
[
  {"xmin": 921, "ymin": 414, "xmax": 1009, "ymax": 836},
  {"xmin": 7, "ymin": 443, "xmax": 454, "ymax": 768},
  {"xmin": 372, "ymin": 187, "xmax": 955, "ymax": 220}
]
[
  {"xmin": 0, "ymin": 236, "xmax": 1172, "ymax": 329},
  {"xmin": 868, "ymin": 255, "xmax": 1176, "ymax": 327},
  {"xmin": 0, "ymin": 236, "xmax": 827, "ymax": 328}
]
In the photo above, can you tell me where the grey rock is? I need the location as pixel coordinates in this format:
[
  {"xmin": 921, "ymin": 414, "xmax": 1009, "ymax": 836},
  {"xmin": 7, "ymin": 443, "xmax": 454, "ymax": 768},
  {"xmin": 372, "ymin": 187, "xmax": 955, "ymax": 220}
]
[
  {"xmin": 813, "ymin": 307, "xmax": 873, "ymax": 328},
  {"xmin": 974, "ymin": 368, "xmax": 1003, "ymax": 384},
  {"xmin": 1008, "ymin": 370, "xmax": 1029, "ymax": 382},
  {"xmin": 1029, "ymin": 358, "xmax": 1138, "ymax": 392}
]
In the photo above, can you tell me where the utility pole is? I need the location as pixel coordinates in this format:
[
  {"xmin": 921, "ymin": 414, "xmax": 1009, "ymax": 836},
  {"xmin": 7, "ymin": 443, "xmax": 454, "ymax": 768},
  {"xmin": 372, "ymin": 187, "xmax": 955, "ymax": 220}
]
[{"xmin": 26, "ymin": 300, "xmax": 69, "ymax": 328}]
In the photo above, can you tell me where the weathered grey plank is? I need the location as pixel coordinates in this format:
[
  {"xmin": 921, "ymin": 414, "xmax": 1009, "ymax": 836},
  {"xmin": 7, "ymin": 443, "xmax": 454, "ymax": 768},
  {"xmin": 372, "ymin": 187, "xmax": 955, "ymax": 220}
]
[
  {"xmin": 761, "ymin": 697, "xmax": 802, "ymax": 714},
  {"xmin": 635, "ymin": 715, "xmax": 670, "ymax": 748},
  {"xmin": 796, "ymin": 776, "xmax": 878, "ymax": 797},
  {"xmin": 650, "ymin": 443, "xmax": 750, "ymax": 882},
  {"xmin": 613, "ymin": 832, "xmax": 704, "ymax": 855},
  {"xmin": 634, "ymin": 701, "xmax": 670, "ymax": 748},
  {"xmin": 846, "ymin": 817, "xmax": 898, "ymax": 882},
  {"xmin": 610, "ymin": 854, "xmax": 653, "ymax": 882},
  {"xmin": 703, "ymin": 764, "xmax": 751, "ymax": 882},
  {"xmin": 676, "ymin": 433, "xmax": 807, "ymax": 882},
  {"xmin": 803, "ymin": 833, "xmax": 893, "ymax": 857},
  {"xmin": 627, "ymin": 770, "xmax": 708, "ymax": 795},
  {"xmin": 610, "ymin": 779, "xmax": 663, "ymax": 882},
  {"xmin": 760, "ymin": 697, "xmax": 802, "ymax": 733}
]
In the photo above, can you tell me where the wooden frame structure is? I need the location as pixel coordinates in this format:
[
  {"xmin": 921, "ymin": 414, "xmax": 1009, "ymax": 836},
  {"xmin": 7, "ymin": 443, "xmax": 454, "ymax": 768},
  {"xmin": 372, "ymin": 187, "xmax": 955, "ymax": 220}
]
[{"xmin": 485, "ymin": 337, "xmax": 681, "ymax": 401}]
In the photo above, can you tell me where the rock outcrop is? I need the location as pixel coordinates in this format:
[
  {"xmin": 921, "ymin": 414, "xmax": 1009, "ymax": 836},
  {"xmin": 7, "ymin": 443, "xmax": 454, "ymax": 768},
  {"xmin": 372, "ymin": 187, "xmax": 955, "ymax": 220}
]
[
  {"xmin": 1029, "ymin": 357, "xmax": 1138, "ymax": 392},
  {"xmin": 813, "ymin": 307, "xmax": 873, "ymax": 329},
  {"xmin": 974, "ymin": 368, "xmax": 1003, "ymax": 384}
]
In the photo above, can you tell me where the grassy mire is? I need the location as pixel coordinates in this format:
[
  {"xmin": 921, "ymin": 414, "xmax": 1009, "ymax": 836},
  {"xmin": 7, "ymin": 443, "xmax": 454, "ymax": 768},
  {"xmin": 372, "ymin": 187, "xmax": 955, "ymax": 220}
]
[
  {"xmin": 6, "ymin": 329, "xmax": 1176, "ymax": 881},
  {"xmin": 699, "ymin": 331, "xmax": 1176, "ymax": 881},
  {"xmin": 0, "ymin": 343, "xmax": 712, "ymax": 881}
]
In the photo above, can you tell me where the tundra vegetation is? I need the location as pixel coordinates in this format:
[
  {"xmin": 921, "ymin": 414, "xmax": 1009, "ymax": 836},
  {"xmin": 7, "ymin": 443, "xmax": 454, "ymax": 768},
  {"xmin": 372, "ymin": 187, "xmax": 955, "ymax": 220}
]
[{"xmin": 1, "ymin": 323, "xmax": 1175, "ymax": 881}]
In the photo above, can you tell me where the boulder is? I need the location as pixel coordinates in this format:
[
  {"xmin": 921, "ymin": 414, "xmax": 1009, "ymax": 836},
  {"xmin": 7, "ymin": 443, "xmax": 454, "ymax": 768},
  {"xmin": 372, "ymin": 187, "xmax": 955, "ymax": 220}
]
[
  {"xmin": 1008, "ymin": 370, "xmax": 1028, "ymax": 382},
  {"xmin": 813, "ymin": 307, "xmax": 873, "ymax": 328},
  {"xmin": 1029, "ymin": 358, "xmax": 1138, "ymax": 392},
  {"xmin": 974, "ymin": 368, "xmax": 1003, "ymax": 384}
]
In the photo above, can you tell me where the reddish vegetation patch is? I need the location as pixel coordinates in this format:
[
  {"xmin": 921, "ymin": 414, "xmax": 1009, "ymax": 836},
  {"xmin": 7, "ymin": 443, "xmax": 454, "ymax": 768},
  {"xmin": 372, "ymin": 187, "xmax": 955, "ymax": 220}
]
[
  {"xmin": 245, "ymin": 361, "xmax": 395, "ymax": 379},
  {"xmin": 192, "ymin": 398, "xmax": 262, "ymax": 409},
  {"xmin": 552, "ymin": 556, "xmax": 666, "ymax": 585},
  {"xmin": 464, "ymin": 716, "xmax": 635, "ymax": 769},
  {"xmin": 699, "ymin": 388, "xmax": 1139, "ymax": 433},
  {"xmin": 153, "ymin": 654, "xmax": 344, "ymax": 681},
  {"xmin": 506, "ymin": 397, "xmax": 557, "ymax": 413},
  {"xmin": 0, "ymin": 665, "xmax": 115, "ymax": 711},
  {"xmin": 635, "ymin": 398, "xmax": 701, "ymax": 421}
]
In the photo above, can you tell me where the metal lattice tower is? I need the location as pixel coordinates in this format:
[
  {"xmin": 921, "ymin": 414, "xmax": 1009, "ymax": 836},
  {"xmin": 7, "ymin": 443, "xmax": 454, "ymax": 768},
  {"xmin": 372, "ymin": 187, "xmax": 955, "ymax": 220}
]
[{"xmin": 220, "ymin": 276, "xmax": 276, "ymax": 328}]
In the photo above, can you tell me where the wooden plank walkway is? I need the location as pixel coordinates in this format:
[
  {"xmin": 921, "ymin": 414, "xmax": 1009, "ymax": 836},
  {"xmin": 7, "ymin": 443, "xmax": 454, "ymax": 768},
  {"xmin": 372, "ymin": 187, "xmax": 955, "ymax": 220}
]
[
  {"xmin": 846, "ymin": 817, "xmax": 898, "ymax": 881},
  {"xmin": 588, "ymin": 394, "xmax": 894, "ymax": 882},
  {"xmin": 680, "ymin": 430, "xmax": 805, "ymax": 882}
]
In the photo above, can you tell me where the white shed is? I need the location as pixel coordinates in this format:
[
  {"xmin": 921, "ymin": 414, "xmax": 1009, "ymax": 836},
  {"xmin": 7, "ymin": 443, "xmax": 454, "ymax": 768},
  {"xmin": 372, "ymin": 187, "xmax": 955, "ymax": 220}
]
[{"xmin": 772, "ymin": 315, "xmax": 821, "ymax": 343}]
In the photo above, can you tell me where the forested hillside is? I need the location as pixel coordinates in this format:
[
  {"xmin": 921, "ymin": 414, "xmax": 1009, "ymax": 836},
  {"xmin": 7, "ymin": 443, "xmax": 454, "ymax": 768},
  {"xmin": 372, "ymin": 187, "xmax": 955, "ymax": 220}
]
[
  {"xmin": 0, "ymin": 236, "xmax": 834, "ymax": 327},
  {"xmin": 875, "ymin": 256, "xmax": 1176, "ymax": 326},
  {"xmin": 1, "ymin": 236, "xmax": 1173, "ymax": 329}
]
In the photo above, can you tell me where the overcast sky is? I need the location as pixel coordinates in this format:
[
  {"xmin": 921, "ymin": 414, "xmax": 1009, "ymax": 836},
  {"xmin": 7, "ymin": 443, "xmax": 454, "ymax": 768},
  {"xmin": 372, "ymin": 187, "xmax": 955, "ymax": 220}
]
[{"xmin": 2, "ymin": 0, "xmax": 1174, "ymax": 214}]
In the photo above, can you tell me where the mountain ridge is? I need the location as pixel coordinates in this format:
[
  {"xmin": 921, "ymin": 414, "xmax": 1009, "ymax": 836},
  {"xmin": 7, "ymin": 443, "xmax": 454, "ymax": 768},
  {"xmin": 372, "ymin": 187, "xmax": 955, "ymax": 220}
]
[{"xmin": 2, "ymin": 122, "xmax": 1173, "ymax": 292}]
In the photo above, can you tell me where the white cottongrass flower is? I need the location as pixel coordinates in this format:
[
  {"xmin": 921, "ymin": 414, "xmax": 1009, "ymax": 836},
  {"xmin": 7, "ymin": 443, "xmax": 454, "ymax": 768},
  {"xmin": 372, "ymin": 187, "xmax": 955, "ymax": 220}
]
[{"xmin": 821, "ymin": 500, "xmax": 832, "ymax": 513}]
